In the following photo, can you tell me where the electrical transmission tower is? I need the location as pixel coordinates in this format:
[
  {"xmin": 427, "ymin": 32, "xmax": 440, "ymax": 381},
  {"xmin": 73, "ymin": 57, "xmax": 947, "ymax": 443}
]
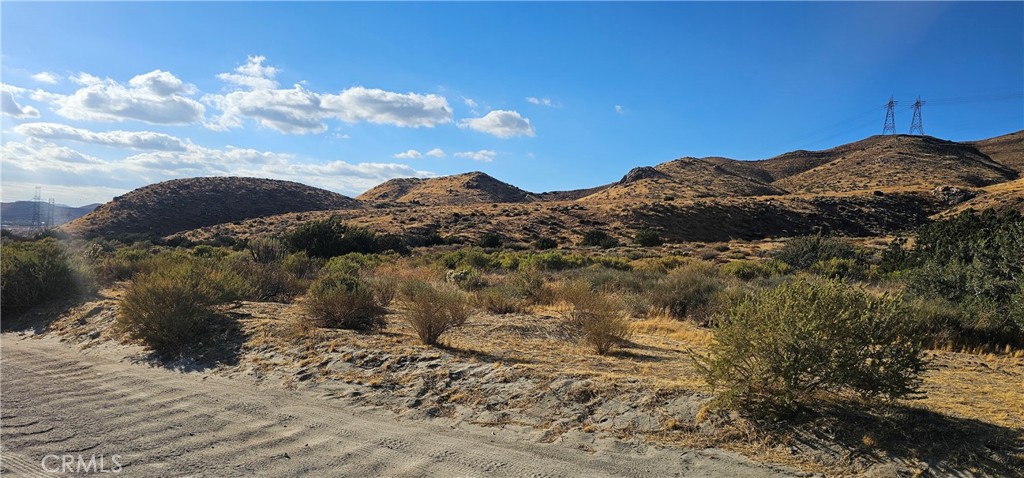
[
  {"xmin": 31, "ymin": 186, "xmax": 42, "ymax": 227},
  {"xmin": 882, "ymin": 96, "xmax": 898, "ymax": 135},
  {"xmin": 47, "ymin": 198, "xmax": 55, "ymax": 227},
  {"xmin": 909, "ymin": 97, "xmax": 925, "ymax": 135}
]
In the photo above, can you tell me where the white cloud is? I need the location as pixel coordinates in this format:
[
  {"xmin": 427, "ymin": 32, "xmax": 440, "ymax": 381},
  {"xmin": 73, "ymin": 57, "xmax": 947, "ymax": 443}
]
[
  {"xmin": 526, "ymin": 96, "xmax": 558, "ymax": 107},
  {"xmin": 426, "ymin": 148, "xmax": 446, "ymax": 158},
  {"xmin": 458, "ymin": 110, "xmax": 535, "ymax": 138},
  {"xmin": 614, "ymin": 105, "xmax": 625, "ymax": 114},
  {"xmin": 394, "ymin": 149, "xmax": 423, "ymax": 159},
  {"xmin": 463, "ymin": 97, "xmax": 477, "ymax": 108},
  {"xmin": 40, "ymin": 70, "xmax": 205, "ymax": 125},
  {"xmin": 321, "ymin": 87, "xmax": 452, "ymax": 127},
  {"xmin": 205, "ymin": 56, "xmax": 453, "ymax": 134},
  {"xmin": 454, "ymin": 149, "xmax": 497, "ymax": 162},
  {"xmin": 2, "ymin": 136, "xmax": 436, "ymax": 202},
  {"xmin": 1, "ymin": 84, "xmax": 41, "ymax": 119},
  {"xmin": 31, "ymin": 72, "xmax": 59, "ymax": 84},
  {"xmin": 14, "ymin": 122, "xmax": 190, "ymax": 151},
  {"xmin": 217, "ymin": 55, "xmax": 280, "ymax": 90}
]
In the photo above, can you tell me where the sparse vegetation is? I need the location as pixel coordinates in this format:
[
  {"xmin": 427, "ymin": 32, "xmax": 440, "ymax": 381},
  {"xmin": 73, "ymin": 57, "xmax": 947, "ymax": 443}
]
[{"xmin": 554, "ymin": 280, "xmax": 631, "ymax": 354}]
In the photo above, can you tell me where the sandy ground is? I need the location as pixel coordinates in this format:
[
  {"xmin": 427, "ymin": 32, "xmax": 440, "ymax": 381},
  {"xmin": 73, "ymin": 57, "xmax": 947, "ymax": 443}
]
[{"xmin": 0, "ymin": 334, "xmax": 802, "ymax": 477}]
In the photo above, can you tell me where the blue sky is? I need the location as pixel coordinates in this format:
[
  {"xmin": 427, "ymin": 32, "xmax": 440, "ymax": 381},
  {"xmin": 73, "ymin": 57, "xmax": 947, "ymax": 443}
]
[{"xmin": 2, "ymin": 2, "xmax": 1022, "ymax": 205}]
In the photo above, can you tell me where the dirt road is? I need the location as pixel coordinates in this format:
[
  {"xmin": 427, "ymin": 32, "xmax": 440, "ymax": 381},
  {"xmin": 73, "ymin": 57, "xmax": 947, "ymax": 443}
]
[{"xmin": 1, "ymin": 335, "xmax": 799, "ymax": 477}]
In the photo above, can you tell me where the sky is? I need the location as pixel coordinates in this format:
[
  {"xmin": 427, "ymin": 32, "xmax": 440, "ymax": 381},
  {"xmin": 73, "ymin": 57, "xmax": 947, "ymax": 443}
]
[{"xmin": 1, "ymin": 1, "xmax": 1022, "ymax": 206}]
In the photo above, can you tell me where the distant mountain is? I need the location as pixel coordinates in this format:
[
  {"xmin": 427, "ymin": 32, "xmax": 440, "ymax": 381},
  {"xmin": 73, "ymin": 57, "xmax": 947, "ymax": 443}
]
[
  {"xmin": 970, "ymin": 130, "xmax": 1024, "ymax": 173},
  {"xmin": 63, "ymin": 177, "xmax": 359, "ymax": 238},
  {"xmin": 357, "ymin": 172, "xmax": 535, "ymax": 206},
  {"xmin": 1, "ymin": 202, "xmax": 100, "ymax": 226}
]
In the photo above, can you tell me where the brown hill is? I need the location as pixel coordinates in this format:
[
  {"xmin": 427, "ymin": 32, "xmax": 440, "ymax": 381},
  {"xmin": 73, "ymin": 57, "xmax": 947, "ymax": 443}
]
[
  {"xmin": 63, "ymin": 177, "xmax": 358, "ymax": 238},
  {"xmin": 579, "ymin": 158, "xmax": 787, "ymax": 203},
  {"xmin": 942, "ymin": 179, "xmax": 1024, "ymax": 216},
  {"xmin": 970, "ymin": 130, "xmax": 1024, "ymax": 173},
  {"xmin": 771, "ymin": 135, "xmax": 1017, "ymax": 193},
  {"xmin": 357, "ymin": 172, "xmax": 535, "ymax": 206}
]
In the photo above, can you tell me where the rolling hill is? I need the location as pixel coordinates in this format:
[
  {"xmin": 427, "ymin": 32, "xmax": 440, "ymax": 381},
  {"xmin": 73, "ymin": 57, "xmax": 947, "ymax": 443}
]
[
  {"xmin": 63, "ymin": 177, "xmax": 359, "ymax": 238},
  {"xmin": 357, "ymin": 172, "xmax": 535, "ymax": 206}
]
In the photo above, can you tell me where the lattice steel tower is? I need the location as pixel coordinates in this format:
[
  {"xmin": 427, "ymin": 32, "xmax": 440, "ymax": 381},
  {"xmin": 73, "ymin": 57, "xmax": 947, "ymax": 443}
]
[
  {"xmin": 31, "ymin": 186, "xmax": 42, "ymax": 227},
  {"xmin": 882, "ymin": 96, "xmax": 898, "ymax": 135},
  {"xmin": 910, "ymin": 97, "xmax": 925, "ymax": 135}
]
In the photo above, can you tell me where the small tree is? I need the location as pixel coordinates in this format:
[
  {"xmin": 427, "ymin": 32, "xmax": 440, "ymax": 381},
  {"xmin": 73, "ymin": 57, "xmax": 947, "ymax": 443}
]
[{"xmin": 580, "ymin": 229, "xmax": 619, "ymax": 248}]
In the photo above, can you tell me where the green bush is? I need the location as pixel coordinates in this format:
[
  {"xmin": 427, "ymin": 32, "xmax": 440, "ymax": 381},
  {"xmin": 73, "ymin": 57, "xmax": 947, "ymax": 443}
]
[
  {"xmin": 400, "ymin": 280, "xmax": 471, "ymax": 345},
  {"xmin": 701, "ymin": 279, "xmax": 926, "ymax": 412},
  {"xmin": 635, "ymin": 229, "xmax": 663, "ymax": 247},
  {"xmin": 230, "ymin": 259, "xmax": 307, "ymax": 301},
  {"xmin": 247, "ymin": 237, "xmax": 287, "ymax": 264},
  {"xmin": 648, "ymin": 262, "xmax": 724, "ymax": 322},
  {"xmin": 579, "ymin": 229, "xmax": 619, "ymax": 248},
  {"xmin": 115, "ymin": 261, "xmax": 221, "ymax": 355},
  {"xmin": 282, "ymin": 252, "xmax": 322, "ymax": 280},
  {"xmin": 475, "ymin": 285, "xmax": 528, "ymax": 314},
  {"xmin": 881, "ymin": 209, "xmax": 1024, "ymax": 346},
  {"xmin": 719, "ymin": 259, "xmax": 791, "ymax": 281},
  {"xmin": 303, "ymin": 272, "xmax": 385, "ymax": 330},
  {"xmin": 1, "ymin": 238, "xmax": 80, "ymax": 314},
  {"xmin": 532, "ymin": 237, "xmax": 558, "ymax": 250},
  {"xmin": 477, "ymin": 232, "xmax": 503, "ymax": 248},
  {"xmin": 809, "ymin": 257, "xmax": 866, "ymax": 281},
  {"xmin": 285, "ymin": 217, "xmax": 406, "ymax": 258},
  {"xmin": 774, "ymin": 235, "xmax": 859, "ymax": 270}
]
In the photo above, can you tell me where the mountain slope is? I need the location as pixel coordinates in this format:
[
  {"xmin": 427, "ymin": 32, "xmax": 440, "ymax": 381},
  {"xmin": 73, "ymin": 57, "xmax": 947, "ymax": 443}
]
[
  {"xmin": 579, "ymin": 158, "xmax": 788, "ymax": 203},
  {"xmin": 771, "ymin": 135, "xmax": 1017, "ymax": 193},
  {"xmin": 63, "ymin": 177, "xmax": 359, "ymax": 238},
  {"xmin": 357, "ymin": 172, "xmax": 535, "ymax": 206},
  {"xmin": 970, "ymin": 130, "xmax": 1024, "ymax": 173}
]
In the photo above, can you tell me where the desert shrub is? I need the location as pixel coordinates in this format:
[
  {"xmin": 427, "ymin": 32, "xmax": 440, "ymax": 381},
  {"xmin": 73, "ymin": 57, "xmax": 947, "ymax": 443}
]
[
  {"xmin": 554, "ymin": 280, "xmax": 630, "ymax": 354},
  {"xmin": 579, "ymin": 229, "xmax": 619, "ymax": 248},
  {"xmin": 400, "ymin": 280, "xmax": 471, "ymax": 345},
  {"xmin": 809, "ymin": 257, "xmax": 866, "ymax": 281},
  {"xmin": 365, "ymin": 273, "xmax": 398, "ymax": 308},
  {"xmin": 115, "ymin": 261, "xmax": 221, "ymax": 355},
  {"xmin": 281, "ymin": 252, "xmax": 322, "ymax": 280},
  {"xmin": 635, "ymin": 229, "xmax": 663, "ymax": 247},
  {"xmin": 475, "ymin": 285, "xmax": 528, "ymax": 314},
  {"xmin": 303, "ymin": 272, "xmax": 385, "ymax": 330},
  {"xmin": 436, "ymin": 247, "xmax": 499, "ymax": 270},
  {"xmin": 285, "ymin": 217, "xmax": 405, "ymax": 258},
  {"xmin": 477, "ymin": 232, "xmax": 503, "ymax": 248},
  {"xmin": 1, "ymin": 238, "xmax": 80, "ymax": 314},
  {"xmin": 320, "ymin": 253, "xmax": 391, "ymax": 277},
  {"xmin": 96, "ymin": 244, "xmax": 156, "ymax": 282},
  {"xmin": 719, "ymin": 259, "xmax": 791, "ymax": 281},
  {"xmin": 448, "ymin": 266, "xmax": 489, "ymax": 291},
  {"xmin": 701, "ymin": 279, "xmax": 926, "ymax": 412},
  {"xmin": 648, "ymin": 262, "xmax": 724, "ymax": 322},
  {"xmin": 774, "ymin": 235, "xmax": 859, "ymax": 270},
  {"xmin": 230, "ymin": 259, "xmax": 307, "ymax": 301},
  {"xmin": 881, "ymin": 209, "xmax": 1023, "ymax": 347},
  {"xmin": 192, "ymin": 244, "xmax": 229, "ymax": 258},
  {"xmin": 248, "ymin": 237, "xmax": 287, "ymax": 264},
  {"xmin": 631, "ymin": 255, "xmax": 691, "ymax": 273},
  {"xmin": 533, "ymin": 237, "xmax": 558, "ymax": 250},
  {"xmin": 520, "ymin": 251, "xmax": 589, "ymax": 271},
  {"xmin": 506, "ymin": 270, "xmax": 554, "ymax": 305}
]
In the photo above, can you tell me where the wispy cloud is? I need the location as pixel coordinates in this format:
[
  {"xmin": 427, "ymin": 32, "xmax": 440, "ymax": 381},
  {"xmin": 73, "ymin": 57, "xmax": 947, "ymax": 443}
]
[
  {"xmin": 526, "ymin": 96, "xmax": 558, "ymax": 107},
  {"xmin": 453, "ymin": 149, "xmax": 496, "ymax": 162}
]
